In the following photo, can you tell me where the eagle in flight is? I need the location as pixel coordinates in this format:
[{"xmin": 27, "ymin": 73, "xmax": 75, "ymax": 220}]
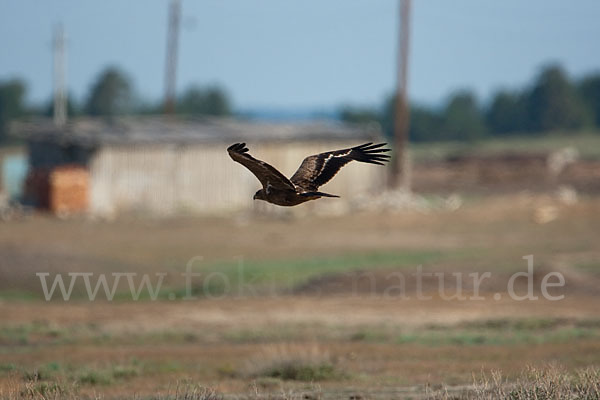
[{"xmin": 227, "ymin": 142, "xmax": 391, "ymax": 206}]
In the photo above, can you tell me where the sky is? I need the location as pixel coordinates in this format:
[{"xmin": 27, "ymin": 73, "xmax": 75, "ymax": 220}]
[{"xmin": 1, "ymin": 0, "xmax": 599, "ymax": 111}]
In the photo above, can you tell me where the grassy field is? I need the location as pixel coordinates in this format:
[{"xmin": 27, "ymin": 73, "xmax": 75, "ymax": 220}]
[
  {"xmin": 1, "ymin": 185, "xmax": 599, "ymax": 397},
  {"xmin": 1, "ymin": 114, "xmax": 599, "ymax": 399},
  {"xmin": 410, "ymin": 131, "xmax": 600, "ymax": 162}
]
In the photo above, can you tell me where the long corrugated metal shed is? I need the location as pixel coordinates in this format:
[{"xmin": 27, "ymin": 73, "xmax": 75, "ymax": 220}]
[
  {"xmin": 13, "ymin": 117, "xmax": 386, "ymax": 216},
  {"xmin": 13, "ymin": 116, "xmax": 382, "ymax": 146}
]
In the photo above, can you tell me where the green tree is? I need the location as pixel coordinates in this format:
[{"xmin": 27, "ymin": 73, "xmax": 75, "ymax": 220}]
[
  {"xmin": 85, "ymin": 67, "xmax": 133, "ymax": 116},
  {"xmin": 177, "ymin": 86, "xmax": 231, "ymax": 116},
  {"xmin": 0, "ymin": 79, "xmax": 26, "ymax": 143},
  {"xmin": 44, "ymin": 93, "xmax": 79, "ymax": 119},
  {"xmin": 526, "ymin": 64, "xmax": 590, "ymax": 132},
  {"xmin": 380, "ymin": 93, "xmax": 397, "ymax": 141},
  {"xmin": 441, "ymin": 90, "xmax": 487, "ymax": 141},
  {"xmin": 381, "ymin": 94, "xmax": 445, "ymax": 142},
  {"xmin": 578, "ymin": 73, "xmax": 600, "ymax": 128},
  {"xmin": 486, "ymin": 90, "xmax": 528, "ymax": 135},
  {"xmin": 409, "ymin": 106, "xmax": 443, "ymax": 142},
  {"xmin": 338, "ymin": 106, "xmax": 380, "ymax": 125}
]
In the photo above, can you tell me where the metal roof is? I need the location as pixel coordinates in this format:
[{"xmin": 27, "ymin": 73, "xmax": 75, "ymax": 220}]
[{"xmin": 12, "ymin": 116, "xmax": 382, "ymax": 147}]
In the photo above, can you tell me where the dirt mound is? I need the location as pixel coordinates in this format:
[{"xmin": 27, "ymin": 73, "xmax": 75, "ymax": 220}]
[{"xmin": 293, "ymin": 266, "xmax": 600, "ymax": 298}]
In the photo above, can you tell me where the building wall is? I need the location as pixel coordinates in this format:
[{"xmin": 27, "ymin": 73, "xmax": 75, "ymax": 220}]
[
  {"xmin": 89, "ymin": 141, "xmax": 387, "ymax": 217},
  {"xmin": 29, "ymin": 140, "xmax": 94, "ymax": 169},
  {"xmin": 0, "ymin": 148, "xmax": 27, "ymax": 202}
]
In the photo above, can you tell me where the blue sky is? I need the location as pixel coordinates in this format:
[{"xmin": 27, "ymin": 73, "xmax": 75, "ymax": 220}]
[{"xmin": 1, "ymin": 0, "xmax": 599, "ymax": 110}]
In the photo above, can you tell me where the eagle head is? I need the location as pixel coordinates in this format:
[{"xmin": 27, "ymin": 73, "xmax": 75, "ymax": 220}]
[{"xmin": 253, "ymin": 189, "xmax": 267, "ymax": 201}]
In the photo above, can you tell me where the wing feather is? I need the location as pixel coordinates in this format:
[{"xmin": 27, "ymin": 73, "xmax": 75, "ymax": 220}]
[
  {"xmin": 227, "ymin": 143, "xmax": 296, "ymax": 190},
  {"xmin": 290, "ymin": 142, "xmax": 391, "ymax": 191}
]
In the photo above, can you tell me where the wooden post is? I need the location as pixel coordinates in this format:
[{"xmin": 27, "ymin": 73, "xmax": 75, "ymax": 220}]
[
  {"xmin": 389, "ymin": 0, "xmax": 411, "ymax": 191},
  {"xmin": 53, "ymin": 24, "xmax": 67, "ymax": 127},
  {"xmin": 164, "ymin": 0, "xmax": 181, "ymax": 114}
]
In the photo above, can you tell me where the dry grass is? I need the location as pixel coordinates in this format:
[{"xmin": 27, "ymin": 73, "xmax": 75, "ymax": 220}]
[
  {"xmin": 2, "ymin": 194, "xmax": 599, "ymax": 298},
  {"xmin": 1, "ymin": 379, "xmax": 223, "ymax": 400},
  {"xmin": 1, "ymin": 366, "xmax": 599, "ymax": 399},
  {"xmin": 240, "ymin": 344, "xmax": 344, "ymax": 382},
  {"xmin": 426, "ymin": 365, "xmax": 600, "ymax": 399},
  {"xmin": 1, "ymin": 195, "xmax": 599, "ymax": 399}
]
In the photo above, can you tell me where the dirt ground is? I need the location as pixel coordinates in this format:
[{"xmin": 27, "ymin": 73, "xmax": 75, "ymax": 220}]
[{"xmin": 0, "ymin": 192, "xmax": 599, "ymax": 398}]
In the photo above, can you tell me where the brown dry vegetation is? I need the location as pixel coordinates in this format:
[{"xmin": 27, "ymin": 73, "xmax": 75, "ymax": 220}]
[{"xmin": 0, "ymin": 189, "xmax": 599, "ymax": 399}]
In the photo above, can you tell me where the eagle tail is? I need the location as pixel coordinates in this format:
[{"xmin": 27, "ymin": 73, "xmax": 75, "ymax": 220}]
[{"xmin": 300, "ymin": 191, "xmax": 340, "ymax": 198}]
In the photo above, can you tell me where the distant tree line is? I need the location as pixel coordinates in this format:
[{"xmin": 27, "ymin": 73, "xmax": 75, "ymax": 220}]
[
  {"xmin": 340, "ymin": 64, "xmax": 600, "ymax": 142},
  {"xmin": 0, "ymin": 79, "xmax": 26, "ymax": 143},
  {"xmin": 2, "ymin": 63, "xmax": 600, "ymax": 144},
  {"xmin": 0, "ymin": 66, "xmax": 231, "ymax": 143}
]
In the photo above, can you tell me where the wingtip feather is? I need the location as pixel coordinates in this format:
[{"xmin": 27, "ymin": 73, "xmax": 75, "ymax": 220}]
[
  {"xmin": 227, "ymin": 142, "xmax": 249, "ymax": 154},
  {"xmin": 350, "ymin": 142, "xmax": 392, "ymax": 165}
]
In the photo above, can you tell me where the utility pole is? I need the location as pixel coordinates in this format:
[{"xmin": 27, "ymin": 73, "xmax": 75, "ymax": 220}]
[
  {"xmin": 53, "ymin": 24, "xmax": 67, "ymax": 127},
  {"xmin": 164, "ymin": 0, "xmax": 181, "ymax": 114},
  {"xmin": 388, "ymin": 0, "xmax": 411, "ymax": 191}
]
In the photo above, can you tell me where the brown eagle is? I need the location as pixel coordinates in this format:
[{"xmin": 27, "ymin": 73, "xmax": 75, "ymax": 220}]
[{"xmin": 227, "ymin": 142, "xmax": 390, "ymax": 206}]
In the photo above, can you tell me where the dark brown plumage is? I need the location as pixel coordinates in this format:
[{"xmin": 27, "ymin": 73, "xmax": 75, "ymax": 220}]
[{"xmin": 227, "ymin": 142, "xmax": 391, "ymax": 206}]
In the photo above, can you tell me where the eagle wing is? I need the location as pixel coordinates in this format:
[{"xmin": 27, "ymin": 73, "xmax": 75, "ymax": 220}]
[
  {"xmin": 290, "ymin": 142, "xmax": 390, "ymax": 191},
  {"xmin": 227, "ymin": 143, "xmax": 296, "ymax": 191}
]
